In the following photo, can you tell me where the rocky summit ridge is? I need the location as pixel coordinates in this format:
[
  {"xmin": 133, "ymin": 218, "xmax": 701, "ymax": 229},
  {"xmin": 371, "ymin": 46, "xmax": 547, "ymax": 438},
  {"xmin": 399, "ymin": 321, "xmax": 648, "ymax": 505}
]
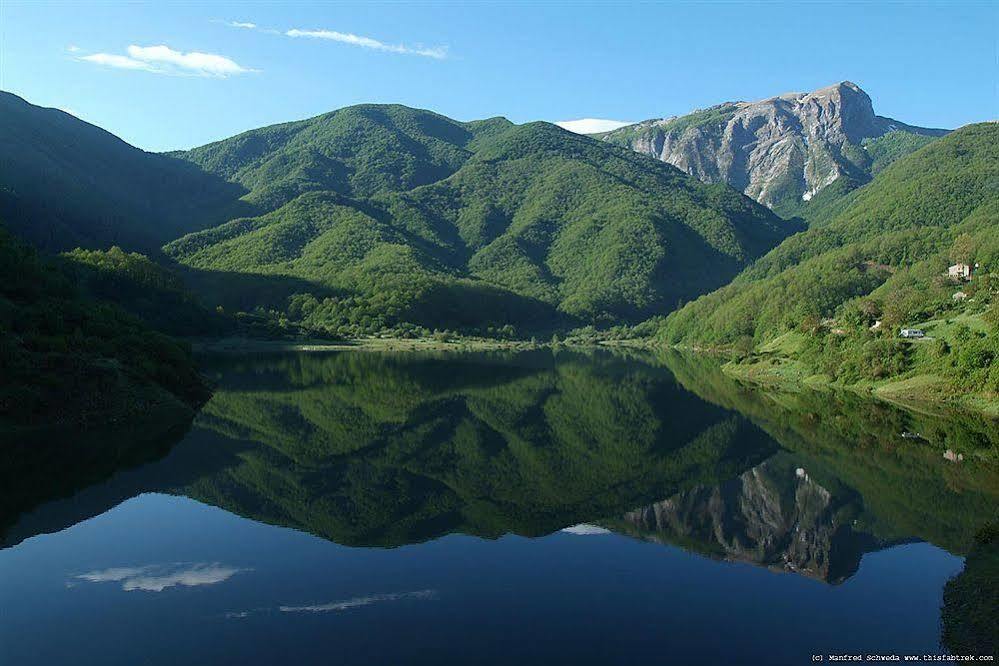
[{"xmin": 601, "ymin": 81, "xmax": 948, "ymax": 214}]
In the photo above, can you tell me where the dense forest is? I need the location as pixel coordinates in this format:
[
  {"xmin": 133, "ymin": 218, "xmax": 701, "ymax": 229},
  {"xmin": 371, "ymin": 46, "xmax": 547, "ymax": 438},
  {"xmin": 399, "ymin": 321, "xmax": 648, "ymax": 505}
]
[
  {"xmin": 165, "ymin": 109, "xmax": 795, "ymax": 335},
  {"xmin": 0, "ymin": 226, "xmax": 208, "ymax": 428}
]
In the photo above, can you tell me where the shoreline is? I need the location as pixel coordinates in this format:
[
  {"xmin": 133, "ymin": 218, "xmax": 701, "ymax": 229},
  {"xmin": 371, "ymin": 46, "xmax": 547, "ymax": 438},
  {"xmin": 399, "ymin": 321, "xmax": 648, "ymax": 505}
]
[
  {"xmin": 190, "ymin": 336, "xmax": 551, "ymax": 354},
  {"xmin": 188, "ymin": 335, "xmax": 999, "ymax": 420},
  {"xmin": 719, "ymin": 355, "xmax": 999, "ymax": 421},
  {"xmin": 188, "ymin": 335, "xmax": 660, "ymax": 355}
]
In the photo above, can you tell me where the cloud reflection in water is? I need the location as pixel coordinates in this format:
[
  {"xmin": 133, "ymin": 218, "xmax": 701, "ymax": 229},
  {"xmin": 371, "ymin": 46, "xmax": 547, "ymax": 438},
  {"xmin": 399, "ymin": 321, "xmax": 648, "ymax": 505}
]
[{"xmin": 73, "ymin": 562, "xmax": 247, "ymax": 592}]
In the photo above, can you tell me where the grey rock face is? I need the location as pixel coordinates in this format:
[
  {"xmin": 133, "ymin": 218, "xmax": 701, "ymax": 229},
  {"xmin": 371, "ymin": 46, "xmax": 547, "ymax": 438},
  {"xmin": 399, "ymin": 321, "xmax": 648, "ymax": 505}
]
[
  {"xmin": 604, "ymin": 82, "xmax": 947, "ymax": 211},
  {"xmin": 618, "ymin": 456, "xmax": 882, "ymax": 583}
]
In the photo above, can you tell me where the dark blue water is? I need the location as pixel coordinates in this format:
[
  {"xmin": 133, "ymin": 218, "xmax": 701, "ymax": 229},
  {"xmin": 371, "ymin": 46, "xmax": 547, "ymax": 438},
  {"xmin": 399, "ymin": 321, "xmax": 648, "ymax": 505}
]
[{"xmin": 1, "ymin": 350, "xmax": 994, "ymax": 665}]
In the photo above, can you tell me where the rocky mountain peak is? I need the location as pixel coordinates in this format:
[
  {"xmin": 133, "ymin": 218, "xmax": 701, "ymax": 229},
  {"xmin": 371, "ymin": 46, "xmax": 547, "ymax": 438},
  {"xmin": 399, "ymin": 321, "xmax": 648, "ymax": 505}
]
[
  {"xmin": 602, "ymin": 81, "xmax": 947, "ymax": 214},
  {"xmin": 796, "ymin": 80, "xmax": 878, "ymax": 142}
]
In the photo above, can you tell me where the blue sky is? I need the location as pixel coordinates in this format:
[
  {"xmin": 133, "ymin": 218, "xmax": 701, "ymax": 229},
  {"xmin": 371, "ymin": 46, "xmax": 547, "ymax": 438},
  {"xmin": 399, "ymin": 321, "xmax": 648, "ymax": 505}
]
[{"xmin": 1, "ymin": 1, "xmax": 995, "ymax": 151}]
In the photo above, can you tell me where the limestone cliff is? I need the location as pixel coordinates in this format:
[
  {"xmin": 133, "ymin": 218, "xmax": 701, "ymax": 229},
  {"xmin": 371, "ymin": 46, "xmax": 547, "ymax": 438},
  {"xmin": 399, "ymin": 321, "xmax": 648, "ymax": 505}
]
[{"xmin": 601, "ymin": 82, "xmax": 947, "ymax": 214}]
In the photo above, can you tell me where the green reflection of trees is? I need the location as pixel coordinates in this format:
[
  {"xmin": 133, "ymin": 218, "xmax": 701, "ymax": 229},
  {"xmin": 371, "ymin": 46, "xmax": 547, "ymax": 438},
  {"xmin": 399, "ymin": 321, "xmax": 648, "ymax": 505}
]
[
  {"xmin": 942, "ymin": 522, "xmax": 998, "ymax": 655},
  {"xmin": 0, "ymin": 412, "xmax": 194, "ymax": 546},
  {"xmin": 181, "ymin": 349, "xmax": 775, "ymax": 547},
  {"xmin": 658, "ymin": 350, "xmax": 999, "ymax": 555}
]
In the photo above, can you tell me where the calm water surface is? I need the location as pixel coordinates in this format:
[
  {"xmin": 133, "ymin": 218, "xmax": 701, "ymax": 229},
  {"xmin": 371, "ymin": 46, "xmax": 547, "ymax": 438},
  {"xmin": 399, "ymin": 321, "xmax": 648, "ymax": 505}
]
[{"xmin": 1, "ymin": 350, "xmax": 995, "ymax": 665}]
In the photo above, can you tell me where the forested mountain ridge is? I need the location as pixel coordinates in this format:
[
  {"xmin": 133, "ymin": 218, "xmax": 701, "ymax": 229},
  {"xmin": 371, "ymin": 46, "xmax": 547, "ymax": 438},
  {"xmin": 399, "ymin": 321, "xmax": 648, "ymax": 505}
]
[
  {"xmin": 600, "ymin": 82, "xmax": 948, "ymax": 219},
  {"xmin": 0, "ymin": 93, "xmax": 796, "ymax": 337},
  {"xmin": 164, "ymin": 113, "xmax": 797, "ymax": 334},
  {"xmin": 173, "ymin": 104, "xmax": 515, "ymax": 211},
  {"xmin": 660, "ymin": 123, "xmax": 999, "ymax": 409},
  {"xmin": 0, "ymin": 92, "xmax": 247, "ymax": 253}
]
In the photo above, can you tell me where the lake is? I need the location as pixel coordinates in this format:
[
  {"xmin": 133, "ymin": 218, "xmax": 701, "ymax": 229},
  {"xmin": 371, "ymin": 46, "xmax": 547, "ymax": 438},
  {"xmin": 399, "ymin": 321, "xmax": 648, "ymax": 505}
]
[{"xmin": 2, "ymin": 349, "xmax": 996, "ymax": 665}]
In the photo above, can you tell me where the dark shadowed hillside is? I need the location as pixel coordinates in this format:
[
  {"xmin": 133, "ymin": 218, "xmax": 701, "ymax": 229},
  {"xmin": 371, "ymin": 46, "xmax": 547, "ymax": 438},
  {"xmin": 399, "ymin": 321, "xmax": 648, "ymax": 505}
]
[
  {"xmin": 0, "ymin": 226, "xmax": 208, "ymax": 429},
  {"xmin": 0, "ymin": 92, "xmax": 247, "ymax": 253}
]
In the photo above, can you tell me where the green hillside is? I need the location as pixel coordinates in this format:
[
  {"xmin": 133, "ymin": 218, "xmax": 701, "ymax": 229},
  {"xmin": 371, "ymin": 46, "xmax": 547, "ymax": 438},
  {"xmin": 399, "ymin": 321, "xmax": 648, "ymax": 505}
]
[
  {"xmin": 0, "ymin": 92, "xmax": 247, "ymax": 253},
  {"xmin": 166, "ymin": 113, "xmax": 795, "ymax": 335},
  {"xmin": 784, "ymin": 129, "xmax": 943, "ymax": 222},
  {"xmin": 0, "ymin": 226, "xmax": 209, "ymax": 429},
  {"xmin": 660, "ymin": 123, "xmax": 999, "ymax": 405},
  {"xmin": 61, "ymin": 247, "xmax": 232, "ymax": 337},
  {"xmin": 175, "ymin": 104, "xmax": 513, "ymax": 211}
]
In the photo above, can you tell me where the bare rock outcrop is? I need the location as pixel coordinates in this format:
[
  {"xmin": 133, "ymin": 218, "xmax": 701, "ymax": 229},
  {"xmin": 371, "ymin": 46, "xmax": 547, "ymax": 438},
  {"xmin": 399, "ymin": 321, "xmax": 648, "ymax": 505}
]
[{"xmin": 602, "ymin": 82, "xmax": 947, "ymax": 212}]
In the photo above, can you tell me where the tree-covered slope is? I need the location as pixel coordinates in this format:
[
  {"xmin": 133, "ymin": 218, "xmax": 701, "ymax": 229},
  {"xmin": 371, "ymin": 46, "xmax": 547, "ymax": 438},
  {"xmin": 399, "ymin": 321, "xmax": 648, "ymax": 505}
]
[
  {"xmin": 166, "ymin": 117, "xmax": 795, "ymax": 333},
  {"xmin": 61, "ymin": 246, "xmax": 232, "ymax": 337},
  {"xmin": 174, "ymin": 104, "xmax": 514, "ymax": 211},
  {"xmin": 389, "ymin": 123, "xmax": 794, "ymax": 319},
  {"xmin": 0, "ymin": 91, "xmax": 247, "ymax": 253},
  {"xmin": 660, "ymin": 123, "xmax": 999, "ymax": 398},
  {"xmin": 0, "ymin": 226, "xmax": 209, "ymax": 429}
]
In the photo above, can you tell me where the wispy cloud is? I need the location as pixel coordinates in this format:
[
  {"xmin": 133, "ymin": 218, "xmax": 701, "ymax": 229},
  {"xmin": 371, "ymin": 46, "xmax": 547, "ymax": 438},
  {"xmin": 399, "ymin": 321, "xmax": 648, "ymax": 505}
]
[
  {"xmin": 73, "ymin": 562, "xmax": 249, "ymax": 592},
  {"xmin": 280, "ymin": 590, "xmax": 438, "ymax": 613},
  {"xmin": 218, "ymin": 19, "xmax": 281, "ymax": 35},
  {"xmin": 556, "ymin": 119, "xmax": 633, "ymax": 135},
  {"xmin": 216, "ymin": 19, "xmax": 448, "ymax": 59},
  {"xmin": 78, "ymin": 44, "xmax": 256, "ymax": 77},
  {"xmin": 286, "ymin": 28, "xmax": 447, "ymax": 59},
  {"xmin": 223, "ymin": 590, "xmax": 438, "ymax": 619}
]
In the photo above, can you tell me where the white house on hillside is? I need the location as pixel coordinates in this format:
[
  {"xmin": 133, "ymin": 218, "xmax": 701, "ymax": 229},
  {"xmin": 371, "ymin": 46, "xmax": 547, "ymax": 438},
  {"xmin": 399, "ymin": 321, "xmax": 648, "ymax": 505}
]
[{"xmin": 948, "ymin": 263, "xmax": 973, "ymax": 281}]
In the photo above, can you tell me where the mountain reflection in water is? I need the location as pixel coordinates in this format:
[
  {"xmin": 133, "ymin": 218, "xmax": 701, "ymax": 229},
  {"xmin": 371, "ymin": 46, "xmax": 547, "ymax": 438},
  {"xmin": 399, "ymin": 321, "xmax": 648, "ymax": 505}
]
[
  {"xmin": 1, "ymin": 349, "xmax": 995, "ymax": 663},
  {"xmin": 5, "ymin": 348, "xmax": 996, "ymax": 567}
]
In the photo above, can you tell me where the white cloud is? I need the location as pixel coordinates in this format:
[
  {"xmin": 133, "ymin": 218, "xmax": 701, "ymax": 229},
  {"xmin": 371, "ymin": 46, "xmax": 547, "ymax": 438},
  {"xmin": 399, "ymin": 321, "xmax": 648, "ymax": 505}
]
[
  {"xmin": 74, "ymin": 562, "xmax": 248, "ymax": 592},
  {"xmin": 279, "ymin": 590, "xmax": 438, "ymax": 613},
  {"xmin": 66, "ymin": 44, "xmax": 81, "ymax": 53},
  {"xmin": 561, "ymin": 523, "xmax": 611, "ymax": 535},
  {"xmin": 127, "ymin": 45, "xmax": 255, "ymax": 76},
  {"xmin": 555, "ymin": 118, "xmax": 633, "ymax": 135},
  {"xmin": 286, "ymin": 28, "xmax": 447, "ymax": 59},
  {"xmin": 219, "ymin": 20, "xmax": 281, "ymax": 35},
  {"xmin": 78, "ymin": 44, "xmax": 256, "ymax": 77},
  {"xmin": 80, "ymin": 52, "xmax": 158, "ymax": 72}
]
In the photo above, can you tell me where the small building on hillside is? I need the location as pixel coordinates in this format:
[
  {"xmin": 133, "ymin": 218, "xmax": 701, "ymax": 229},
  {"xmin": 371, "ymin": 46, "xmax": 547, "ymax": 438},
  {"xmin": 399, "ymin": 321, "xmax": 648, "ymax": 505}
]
[
  {"xmin": 948, "ymin": 263, "xmax": 973, "ymax": 281},
  {"xmin": 900, "ymin": 328, "xmax": 925, "ymax": 339}
]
